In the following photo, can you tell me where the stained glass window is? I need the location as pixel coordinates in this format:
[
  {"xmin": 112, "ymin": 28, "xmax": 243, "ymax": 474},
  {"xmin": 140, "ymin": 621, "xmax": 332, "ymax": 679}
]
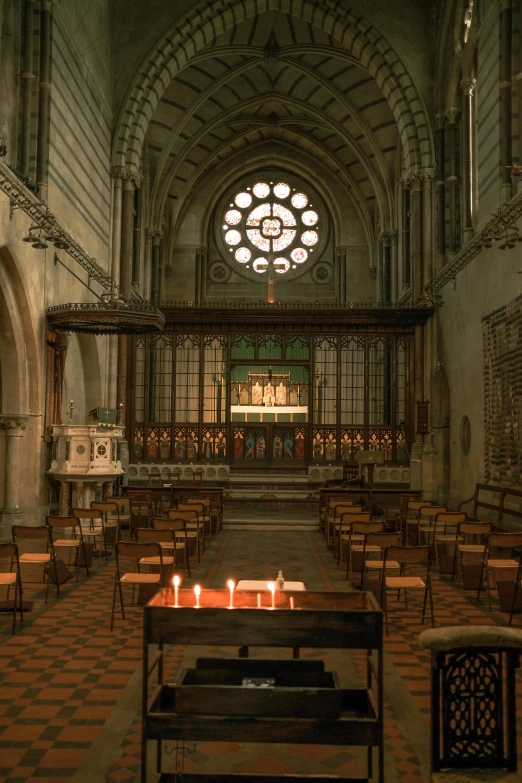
[{"xmin": 222, "ymin": 179, "xmax": 319, "ymax": 275}]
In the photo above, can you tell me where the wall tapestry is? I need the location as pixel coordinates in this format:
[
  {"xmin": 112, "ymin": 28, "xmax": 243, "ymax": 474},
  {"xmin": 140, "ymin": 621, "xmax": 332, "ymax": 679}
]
[{"xmin": 483, "ymin": 295, "xmax": 522, "ymax": 484}]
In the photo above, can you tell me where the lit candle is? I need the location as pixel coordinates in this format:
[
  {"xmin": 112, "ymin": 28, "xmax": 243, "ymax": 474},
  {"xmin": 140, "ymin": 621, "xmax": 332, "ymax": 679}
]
[
  {"xmin": 267, "ymin": 581, "xmax": 275, "ymax": 609},
  {"xmin": 194, "ymin": 584, "xmax": 201, "ymax": 608},
  {"xmin": 257, "ymin": 592, "xmax": 261, "ymax": 608},
  {"xmin": 173, "ymin": 574, "xmax": 180, "ymax": 607},
  {"xmin": 290, "ymin": 596, "xmax": 294, "ymax": 610},
  {"xmin": 227, "ymin": 579, "xmax": 235, "ymax": 608}
]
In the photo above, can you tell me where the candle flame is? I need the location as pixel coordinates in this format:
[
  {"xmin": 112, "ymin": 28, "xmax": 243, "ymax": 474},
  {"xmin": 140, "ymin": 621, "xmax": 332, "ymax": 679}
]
[
  {"xmin": 173, "ymin": 575, "xmax": 181, "ymax": 587},
  {"xmin": 194, "ymin": 584, "xmax": 201, "ymax": 596},
  {"xmin": 267, "ymin": 582, "xmax": 275, "ymax": 592},
  {"xmin": 227, "ymin": 579, "xmax": 235, "ymax": 590}
]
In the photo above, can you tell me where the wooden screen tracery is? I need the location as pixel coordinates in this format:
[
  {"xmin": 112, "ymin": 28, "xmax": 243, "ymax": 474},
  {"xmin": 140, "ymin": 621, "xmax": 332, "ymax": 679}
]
[{"xmin": 129, "ymin": 326, "xmax": 414, "ymax": 465}]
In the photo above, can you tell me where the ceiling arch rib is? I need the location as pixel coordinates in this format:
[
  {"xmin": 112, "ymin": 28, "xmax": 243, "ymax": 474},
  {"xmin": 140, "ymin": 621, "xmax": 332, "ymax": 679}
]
[
  {"xmin": 167, "ymin": 138, "xmax": 376, "ymax": 267},
  {"xmin": 163, "ymin": 124, "xmax": 375, "ymax": 253},
  {"xmin": 149, "ymin": 48, "xmax": 395, "ymax": 223},
  {"xmin": 113, "ymin": 0, "xmax": 433, "ymax": 177},
  {"xmin": 151, "ymin": 93, "xmax": 387, "ymax": 230}
]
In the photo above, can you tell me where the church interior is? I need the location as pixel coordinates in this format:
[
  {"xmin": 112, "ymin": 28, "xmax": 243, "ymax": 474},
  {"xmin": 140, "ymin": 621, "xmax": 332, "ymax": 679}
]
[{"xmin": 1, "ymin": 0, "xmax": 522, "ymax": 781}]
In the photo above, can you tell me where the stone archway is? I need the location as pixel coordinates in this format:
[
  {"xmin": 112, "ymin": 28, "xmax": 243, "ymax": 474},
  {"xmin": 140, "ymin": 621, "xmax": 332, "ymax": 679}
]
[{"xmin": 0, "ymin": 246, "xmax": 41, "ymax": 533}]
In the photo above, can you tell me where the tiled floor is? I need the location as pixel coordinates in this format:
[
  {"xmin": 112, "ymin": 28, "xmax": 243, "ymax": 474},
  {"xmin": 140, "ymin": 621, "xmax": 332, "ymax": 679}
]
[{"xmin": 0, "ymin": 516, "xmax": 521, "ymax": 783}]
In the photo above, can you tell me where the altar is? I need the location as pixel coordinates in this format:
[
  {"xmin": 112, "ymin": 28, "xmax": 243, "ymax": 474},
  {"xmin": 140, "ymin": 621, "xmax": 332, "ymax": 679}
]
[{"xmin": 231, "ymin": 405, "xmax": 308, "ymax": 423}]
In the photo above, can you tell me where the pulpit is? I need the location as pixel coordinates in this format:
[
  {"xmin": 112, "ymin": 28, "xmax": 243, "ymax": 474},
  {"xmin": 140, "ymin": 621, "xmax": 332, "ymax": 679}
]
[{"xmin": 48, "ymin": 423, "xmax": 124, "ymax": 514}]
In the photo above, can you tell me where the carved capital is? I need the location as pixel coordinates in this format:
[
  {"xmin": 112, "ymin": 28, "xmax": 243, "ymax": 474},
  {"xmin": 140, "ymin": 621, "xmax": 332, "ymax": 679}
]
[
  {"xmin": 0, "ymin": 415, "xmax": 29, "ymax": 434},
  {"xmin": 388, "ymin": 230, "xmax": 399, "ymax": 245},
  {"xmin": 435, "ymin": 113, "xmax": 446, "ymax": 130},
  {"xmin": 110, "ymin": 165, "xmax": 126, "ymax": 182},
  {"xmin": 445, "ymin": 107, "xmax": 460, "ymax": 124},
  {"xmin": 379, "ymin": 232, "xmax": 392, "ymax": 246},
  {"xmin": 123, "ymin": 172, "xmax": 142, "ymax": 192},
  {"xmin": 460, "ymin": 78, "xmax": 477, "ymax": 96},
  {"xmin": 152, "ymin": 230, "xmax": 163, "ymax": 246}
]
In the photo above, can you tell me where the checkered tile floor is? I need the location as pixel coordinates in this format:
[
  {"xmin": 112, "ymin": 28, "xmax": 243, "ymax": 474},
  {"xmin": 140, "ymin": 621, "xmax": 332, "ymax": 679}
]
[{"xmin": 1, "ymin": 522, "xmax": 521, "ymax": 783}]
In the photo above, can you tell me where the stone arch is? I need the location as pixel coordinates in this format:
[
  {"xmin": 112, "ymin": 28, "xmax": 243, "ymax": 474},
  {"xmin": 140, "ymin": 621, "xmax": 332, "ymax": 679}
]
[
  {"xmin": 113, "ymin": 0, "xmax": 433, "ymax": 177},
  {"xmin": 63, "ymin": 334, "xmax": 103, "ymax": 424},
  {"xmin": 0, "ymin": 246, "xmax": 40, "ymax": 414}
]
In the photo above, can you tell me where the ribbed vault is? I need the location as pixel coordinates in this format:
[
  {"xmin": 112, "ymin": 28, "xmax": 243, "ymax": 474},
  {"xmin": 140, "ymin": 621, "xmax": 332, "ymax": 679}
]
[{"xmin": 114, "ymin": 0, "xmax": 434, "ymax": 216}]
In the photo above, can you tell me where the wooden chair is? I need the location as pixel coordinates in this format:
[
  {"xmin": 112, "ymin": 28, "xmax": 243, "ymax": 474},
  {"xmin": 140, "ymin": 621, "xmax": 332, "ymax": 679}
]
[
  {"xmin": 331, "ymin": 504, "xmax": 362, "ymax": 554},
  {"xmin": 192, "ymin": 468, "xmax": 204, "ymax": 485},
  {"xmin": 451, "ymin": 521, "xmax": 492, "ymax": 584},
  {"xmin": 135, "ymin": 528, "xmax": 178, "ymax": 583},
  {"xmin": 381, "ymin": 545, "xmax": 434, "ymax": 634},
  {"xmin": 324, "ymin": 496, "xmax": 351, "ymax": 543},
  {"xmin": 0, "ymin": 542, "xmax": 23, "ymax": 634},
  {"xmin": 151, "ymin": 518, "xmax": 191, "ymax": 576},
  {"xmin": 177, "ymin": 503, "xmax": 206, "ymax": 556},
  {"xmin": 107, "ymin": 497, "xmax": 131, "ymax": 538},
  {"xmin": 477, "ymin": 532, "xmax": 522, "ymax": 609},
  {"xmin": 169, "ymin": 467, "xmax": 182, "ymax": 483},
  {"xmin": 110, "ymin": 541, "xmax": 164, "ymax": 630},
  {"xmin": 91, "ymin": 501, "xmax": 120, "ymax": 554},
  {"xmin": 187, "ymin": 497, "xmax": 212, "ymax": 537},
  {"xmin": 357, "ymin": 530, "xmax": 402, "ymax": 589},
  {"xmin": 73, "ymin": 508, "xmax": 105, "ymax": 564},
  {"xmin": 432, "ymin": 511, "xmax": 466, "ymax": 572},
  {"xmin": 46, "ymin": 515, "xmax": 90, "ymax": 593},
  {"xmin": 416, "ymin": 506, "xmax": 447, "ymax": 546},
  {"xmin": 129, "ymin": 495, "xmax": 151, "ymax": 538},
  {"xmin": 168, "ymin": 510, "xmax": 201, "ymax": 562},
  {"xmin": 11, "ymin": 524, "xmax": 53, "ymax": 602},
  {"xmin": 336, "ymin": 511, "xmax": 370, "ymax": 569},
  {"xmin": 404, "ymin": 500, "xmax": 432, "ymax": 544}
]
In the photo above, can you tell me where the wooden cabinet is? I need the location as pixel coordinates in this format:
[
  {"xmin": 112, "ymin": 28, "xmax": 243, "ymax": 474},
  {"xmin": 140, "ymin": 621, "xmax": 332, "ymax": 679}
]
[{"xmin": 142, "ymin": 588, "xmax": 384, "ymax": 782}]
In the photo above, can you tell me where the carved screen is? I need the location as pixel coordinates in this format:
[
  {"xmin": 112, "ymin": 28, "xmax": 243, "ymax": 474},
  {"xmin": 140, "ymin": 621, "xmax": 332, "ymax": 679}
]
[{"xmin": 483, "ymin": 296, "xmax": 522, "ymax": 484}]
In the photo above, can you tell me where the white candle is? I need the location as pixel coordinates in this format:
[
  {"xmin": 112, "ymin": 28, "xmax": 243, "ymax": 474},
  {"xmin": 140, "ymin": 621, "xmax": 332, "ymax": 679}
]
[
  {"xmin": 257, "ymin": 592, "xmax": 261, "ymax": 608},
  {"xmin": 267, "ymin": 582, "xmax": 275, "ymax": 609},
  {"xmin": 290, "ymin": 596, "xmax": 294, "ymax": 610},
  {"xmin": 194, "ymin": 584, "xmax": 201, "ymax": 608},
  {"xmin": 227, "ymin": 579, "xmax": 235, "ymax": 608},
  {"xmin": 173, "ymin": 574, "xmax": 180, "ymax": 607}
]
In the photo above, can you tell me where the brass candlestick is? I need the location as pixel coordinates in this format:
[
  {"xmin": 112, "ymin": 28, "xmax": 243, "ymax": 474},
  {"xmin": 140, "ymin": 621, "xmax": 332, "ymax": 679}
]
[{"xmin": 69, "ymin": 400, "xmax": 74, "ymax": 425}]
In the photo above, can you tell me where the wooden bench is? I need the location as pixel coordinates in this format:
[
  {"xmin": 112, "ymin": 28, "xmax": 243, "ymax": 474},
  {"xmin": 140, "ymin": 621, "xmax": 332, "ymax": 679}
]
[{"xmin": 458, "ymin": 484, "xmax": 522, "ymax": 530}]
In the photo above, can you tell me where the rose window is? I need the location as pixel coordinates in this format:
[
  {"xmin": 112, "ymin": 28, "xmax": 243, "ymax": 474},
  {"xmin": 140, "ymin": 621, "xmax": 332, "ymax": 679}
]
[{"xmin": 223, "ymin": 180, "xmax": 319, "ymax": 274}]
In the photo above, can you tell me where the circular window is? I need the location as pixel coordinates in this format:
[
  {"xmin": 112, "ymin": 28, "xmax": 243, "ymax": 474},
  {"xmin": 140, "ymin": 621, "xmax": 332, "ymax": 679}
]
[
  {"xmin": 460, "ymin": 416, "xmax": 471, "ymax": 456},
  {"xmin": 221, "ymin": 178, "xmax": 320, "ymax": 276}
]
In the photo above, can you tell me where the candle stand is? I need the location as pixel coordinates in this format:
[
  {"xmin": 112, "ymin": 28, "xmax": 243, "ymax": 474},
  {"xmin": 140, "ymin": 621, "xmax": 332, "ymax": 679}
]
[{"xmin": 141, "ymin": 588, "xmax": 383, "ymax": 782}]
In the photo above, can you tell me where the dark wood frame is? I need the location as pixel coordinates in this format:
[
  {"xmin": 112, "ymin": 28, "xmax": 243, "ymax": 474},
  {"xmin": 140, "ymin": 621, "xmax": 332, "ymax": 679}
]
[{"xmin": 128, "ymin": 305, "xmax": 433, "ymax": 469}]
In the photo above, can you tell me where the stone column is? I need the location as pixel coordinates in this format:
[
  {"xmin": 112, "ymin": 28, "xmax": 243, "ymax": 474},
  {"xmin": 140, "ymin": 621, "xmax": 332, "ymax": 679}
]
[
  {"xmin": 144, "ymin": 230, "xmax": 153, "ymax": 301},
  {"xmin": 380, "ymin": 232, "xmax": 391, "ymax": 304},
  {"xmin": 444, "ymin": 108, "xmax": 460, "ymax": 258},
  {"xmin": 421, "ymin": 169, "xmax": 435, "ymax": 286},
  {"xmin": 500, "ymin": 0, "xmax": 513, "ymax": 203},
  {"xmin": 389, "ymin": 231, "xmax": 399, "ymax": 302},
  {"xmin": 150, "ymin": 231, "xmax": 163, "ymax": 307},
  {"xmin": 409, "ymin": 175, "xmax": 424, "ymax": 304},
  {"xmin": 120, "ymin": 174, "xmax": 139, "ymax": 301},
  {"xmin": 75, "ymin": 481, "xmax": 84, "ymax": 509},
  {"xmin": 0, "ymin": 416, "xmax": 29, "ymax": 517},
  {"xmin": 435, "ymin": 114, "xmax": 446, "ymax": 268},
  {"xmin": 36, "ymin": 0, "xmax": 52, "ymax": 200},
  {"xmin": 110, "ymin": 167, "xmax": 124, "ymax": 293},
  {"xmin": 461, "ymin": 78, "xmax": 477, "ymax": 242},
  {"xmin": 59, "ymin": 481, "xmax": 69, "ymax": 515},
  {"xmin": 20, "ymin": 0, "xmax": 36, "ymax": 176},
  {"xmin": 401, "ymin": 183, "xmax": 411, "ymax": 292}
]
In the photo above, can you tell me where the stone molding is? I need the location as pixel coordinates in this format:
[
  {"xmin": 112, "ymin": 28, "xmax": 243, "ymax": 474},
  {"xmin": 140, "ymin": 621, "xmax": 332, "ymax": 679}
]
[{"xmin": 0, "ymin": 415, "xmax": 29, "ymax": 433}]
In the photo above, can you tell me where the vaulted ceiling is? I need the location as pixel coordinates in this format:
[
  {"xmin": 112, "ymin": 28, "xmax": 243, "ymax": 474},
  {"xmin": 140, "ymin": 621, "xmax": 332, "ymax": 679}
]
[{"xmin": 143, "ymin": 11, "xmax": 401, "ymax": 240}]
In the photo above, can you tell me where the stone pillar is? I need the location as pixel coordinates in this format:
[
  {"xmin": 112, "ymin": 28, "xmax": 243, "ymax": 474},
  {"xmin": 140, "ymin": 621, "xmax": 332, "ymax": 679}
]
[
  {"xmin": 120, "ymin": 174, "xmax": 139, "ymax": 301},
  {"xmin": 75, "ymin": 481, "xmax": 84, "ymax": 509},
  {"xmin": 421, "ymin": 169, "xmax": 435, "ymax": 286},
  {"xmin": 150, "ymin": 231, "xmax": 163, "ymax": 307},
  {"xmin": 36, "ymin": 0, "xmax": 52, "ymax": 200},
  {"xmin": 460, "ymin": 78, "xmax": 477, "ymax": 242},
  {"xmin": 335, "ymin": 247, "xmax": 347, "ymax": 303},
  {"xmin": 500, "ymin": 0, "xmax": 513, "ymax": 203},
  {"xmin": 0, "ymin": 416, "xmax": 29, "ymax": 521},
  {"xmin": 435, "ymin": 114, "xmax": 446, "ymax": 268},
  {"xmin": 389, "ymin": 230, "xmax": 399, "ymax": 302},
  {"xmin": 380, "ymin": 233, "xmax": 391, "ymax": 304},
  {"xmin": 20, "ymin": 0, "xmax": 36, "ymax": 176},
  {"xmin": 410, "ymin": 175, "xmax": 424, "ymax": 304},
  {"xmin": 444, "ymin": 109, "xmax": 460, "ymax": 258},
  {"xmin": 414, "ymin": 324, "xmax": 424, "ymax": 444},
  {"xmin": 110, "ymin": 167, "xmax": 124, "ymax": 293},
  {"xmin": 144, "ymin": 230, "xmax": 153, "ymax": 301},
  {"xmin": 401, "ymin": 183, "xmax": 411, "ymax": 292}
]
